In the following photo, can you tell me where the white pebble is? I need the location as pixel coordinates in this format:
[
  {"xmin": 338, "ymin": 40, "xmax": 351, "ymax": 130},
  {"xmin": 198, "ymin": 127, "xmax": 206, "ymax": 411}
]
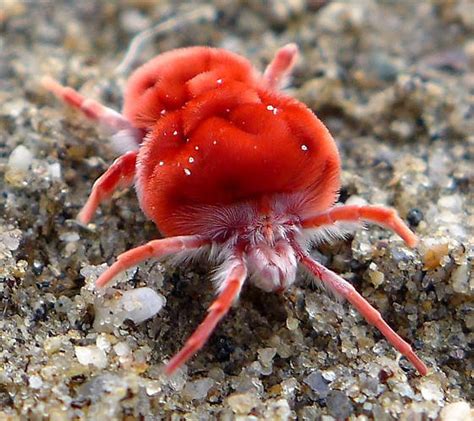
[
  {"xmin": 113, "ymin": 341, "xmax": 131, "ymax": 357},
  {"xmin": 419, "ymin": 379, "xmax": 444, "ymax": 401},
  {"xmin": 0, "ymin": 229, "xmax": 22, "ymax": 251},
  {"xmin": 8, "ymin": 145, "xmax": 33, "ymax": 172},
  {"xmin": 345, "ymin": 195, "xmax": 368, "ymax": 206},
  {"xmin": 96, "ymin": 334, "xmax": 111, "ymax": 351},
  {"xmin": 59, "ymin": 232, "xmax": 80, "ymax": 242},
  {"xmin": 120, "ymin": 287, "xmax": 166, "ymax": 324},
  {"xmin": 257, "ymin": 348, "xmax": 277, "ymax": 366},
  {"xmin": 48, "ymin": 163, "xmax": 61, "ymax": 179},
  {"xmin": 440, "ymin": 401, "xmax": 473, "ymax": 421},
  {"xmin": 29, "ymin": 375, "xmax": 43, "ymax": 389},
  {"xmin": 227, "ymin": 392, "xmax": 260, "ymax": 415},
  {"xmin": 451, "ymin": 262, "xmax": 471, "ymax": 294},
  {"xmin": 145, "ymin": 380, "xmax": 162, "ymax": 396},
  {"xmin": 183, "ymin": 378, "xmax": 215, "ymax": 401},
  {"xmin": 75, "ymin": 345, "xmax": 108, "ymax": 369}
]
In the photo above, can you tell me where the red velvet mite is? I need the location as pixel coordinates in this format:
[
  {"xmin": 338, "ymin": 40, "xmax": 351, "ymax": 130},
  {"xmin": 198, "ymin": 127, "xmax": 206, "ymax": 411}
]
[{"xmin": 42, "ymin": 44, "xmax": 428, "ymax": 376}]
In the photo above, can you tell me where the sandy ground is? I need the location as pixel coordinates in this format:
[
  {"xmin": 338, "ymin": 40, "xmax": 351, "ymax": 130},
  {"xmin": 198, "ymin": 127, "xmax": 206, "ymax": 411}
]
[{"xmin": 0, "ymin": 1, "xmax": 472, "ymax": 419}]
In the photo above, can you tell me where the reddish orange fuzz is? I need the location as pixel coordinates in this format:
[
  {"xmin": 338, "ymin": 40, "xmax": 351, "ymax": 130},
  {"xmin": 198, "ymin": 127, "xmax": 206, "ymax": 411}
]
[{"xmin": 43, "ymin": 45, "xmax": 428, "ymax": 377}]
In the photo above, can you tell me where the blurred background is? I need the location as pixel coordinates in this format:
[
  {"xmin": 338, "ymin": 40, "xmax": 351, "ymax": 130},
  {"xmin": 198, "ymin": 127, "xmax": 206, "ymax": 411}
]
[{"xmin": 0, "ymin": 1, "xmax": 472, "ymax": 419}]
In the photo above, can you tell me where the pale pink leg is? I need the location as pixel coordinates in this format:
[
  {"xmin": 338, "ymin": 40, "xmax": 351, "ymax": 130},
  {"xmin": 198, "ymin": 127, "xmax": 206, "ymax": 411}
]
[
  {"xmin": 294, "ymin": 245, "xmax": 428, "ymax": 375},
  {"xmin": 263, "ymin": 43, "xmax": 299, "ymax": 90},
  {"xmin": 165, "ymin": 260, "xmax": 248, "ymax": 375},
  {"xmin": 96, "ymin": 235, "xmax": 208, "ymax": 288},
  {"xmin": 77, "ymin": 151, "xmax": 137, "ymax": 224},
  {"xmin": 302, "ymin": 205, "xmax": 418, "ymax": 247},
  {"xmin": 42, "ymin": 76, "xmax": 142, "ymax": 151}
]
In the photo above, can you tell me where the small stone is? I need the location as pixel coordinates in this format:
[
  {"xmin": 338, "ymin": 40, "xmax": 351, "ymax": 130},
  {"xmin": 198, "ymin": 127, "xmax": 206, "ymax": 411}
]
[
  {"xmin": 451, "ymin": 261, "xmax": 471, "ymax": 294},
  {"xmin": 423, "ymin": 242, "xmax": 449, "ymax": 270},
  {"xmin": 29, "ymin": 375, "xmax": 43, "ymax": 389},
  {"xmin": 7, "ymin": 144, "xmax": 33, "ymax": 172},
  {"xmin": 113, "ymin": 342, "xmax": 131, "ymax": 357},
  {"xmin": 407, "ymin": 208, "xmax": 423, "ymax": 227},
  {"xmin": 263, "ymin": 398, "xmax": 292, "ymax": 420},
  {"xmin": 286, "ymin": 316, "xmax": 299, "ymax": 330},
  {"xmin": 440, "ymin": 401, "xmax": 473, "ymax": 421},
  {"xmin": 44, "ymin": 335, "xmax": 67, "ymax": 355},
  {"xmin": 167, "ymin": 366, "xmax": 187, "ymax": 392},
  {"xmin": 303, "ymin": 371, "xmax": 329, "ymax": 398},
  {"xmin": 326, "ymin": 391, "xmax": 354, "ymax": 419},
  {"xmin": 345, "ymin": 195, "xmax": 368, "ymax": 206},
  {"xmin": 316, "ymin": 1, "xmax": 366, "ymax": 33},
  {"xmin": 183, "ymin": 378, "xmax": 214, "ymax": 401},
  {"xmin": 94, "ymin": 287, "xmax": 166, "ymax": 331},
  {"xmin": 77, "ymin": 373, "xmax": 128, "ymax": 403},
  {"xmin": 227, "ymin": 392, "xmax": 259, "ymax": 415},
  {"xmin": 368, "ymin": 262, "xmax": 385, "ymax": 288},
  {"xmin": 59, "ymin": 232, "xmax": 80, "ymax": 242},
  {"xmin": 257, "ymin": 348, "xmax": 277, "ymax": 366},
  {"xmin": 75, "ymin": 345, "xmax": 108, "ymax": 369},
  {"xmin": 120, "ymin": 287, "xmax": 166, "ymax": 324},
  {"xmin": 321, "ymin": 370, "xmax": 336, "ymax": 382},
  {"xmin": 280, "ymin": 378, "xmax": 298, "ymax": 400},
  {"xmin": 0, "ymin": 229, "xmax": 22, "ymax": 251},
  {"xmin": 419, "ymin": 379, "xmax": 444, "ymax": 401},
  {"xmin": 48, "ymin": 162, "xmax": 61, "ymax": 179},
  {"xmin": 96, "ymin": 335, "xmax": 111, "ymax": 351},
  {"xmin": 145, "ymin": 380, "xmax": 162, "ymax": 396},
  {"xmin": 369, "ymin": 52, "xmax": 399, "ymax": 82}
]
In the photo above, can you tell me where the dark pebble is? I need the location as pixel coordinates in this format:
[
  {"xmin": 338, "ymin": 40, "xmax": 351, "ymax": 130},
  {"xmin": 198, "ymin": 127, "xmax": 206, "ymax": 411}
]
[
  {"xmin": 326, "ymin": 390, "xmax": 354, "ymax": 419},
  {"xmin": 304, "ymin": 371, "xmax": 329, "ymax": 398},
  {"xmin": 407, "ymin": 208, "xmax": 423, "ymax": 227}
]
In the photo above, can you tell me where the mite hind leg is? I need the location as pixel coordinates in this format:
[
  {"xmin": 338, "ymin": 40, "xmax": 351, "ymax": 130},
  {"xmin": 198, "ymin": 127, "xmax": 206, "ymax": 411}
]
[
  {"xmin": 295, "ymin": 247, "xmax": 428, "ymax": 376},
  {"xmin": 77, "ymin": 150, "xmax": 137, "ymax": 224},
  {"xmin": 263, "ymin": 43, "xmax": 299, "ymax": 90}
]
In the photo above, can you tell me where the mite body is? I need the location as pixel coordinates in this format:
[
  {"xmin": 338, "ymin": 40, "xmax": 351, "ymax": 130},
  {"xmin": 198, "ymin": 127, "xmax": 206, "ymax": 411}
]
[{"xmin": 43, "ymin": 45, "xmax": 428, "ymax": 376}]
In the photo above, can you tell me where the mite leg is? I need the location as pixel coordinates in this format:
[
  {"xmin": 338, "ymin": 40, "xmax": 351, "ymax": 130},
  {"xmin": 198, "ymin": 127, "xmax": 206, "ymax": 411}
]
[
  {"xmin": 96, "ymin": 235, "xmax": 208, "ymax": 288},
  {"xmin": 165, "ymin": 259, "xmax": 248, "ymax": 375},
  {"xmin": 263, "ymin": 43, "xmax": 299, "ymax": 90},
  {"xmin": 296, "ymin": 248, "xmax": 428, "ymax": 375},
  {"xmin": 41, "ymin": 76, "xmax": 142, "ymax": 151},
  {"xmin": 77, "ymin": 150, "xmax": 137, "ymax": 224},
  {"xmin": 302, "ymin": 205, "xmax": 418, "ymax": 247}
]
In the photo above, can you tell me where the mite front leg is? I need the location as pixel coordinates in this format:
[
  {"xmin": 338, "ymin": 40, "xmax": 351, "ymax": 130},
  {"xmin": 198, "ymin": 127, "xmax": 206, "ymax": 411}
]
[
  {"xmin": 295, "ymin": 246, "xmax": 428, "ymax": 375},
  {"xmin": 302, "ymin": 205, "xmax": 418, "ymax": 247},
  {"xmin": 165, "ymin": 259, "xmax": 248, "ymax": 375},
  {"xmin": 263, "ymin": 43, "xmax": 299, "ymax": 90},
  {"xmin": 77, "ymin": 150, "xmax": 137, "ymax": 224},
  {"xmin": 95, "ymin": 235, "xmax": 208, "ymax": 288},
  {"xmin": 42, "ymin": 76, "xmax": 142, "ymax": 151}
]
